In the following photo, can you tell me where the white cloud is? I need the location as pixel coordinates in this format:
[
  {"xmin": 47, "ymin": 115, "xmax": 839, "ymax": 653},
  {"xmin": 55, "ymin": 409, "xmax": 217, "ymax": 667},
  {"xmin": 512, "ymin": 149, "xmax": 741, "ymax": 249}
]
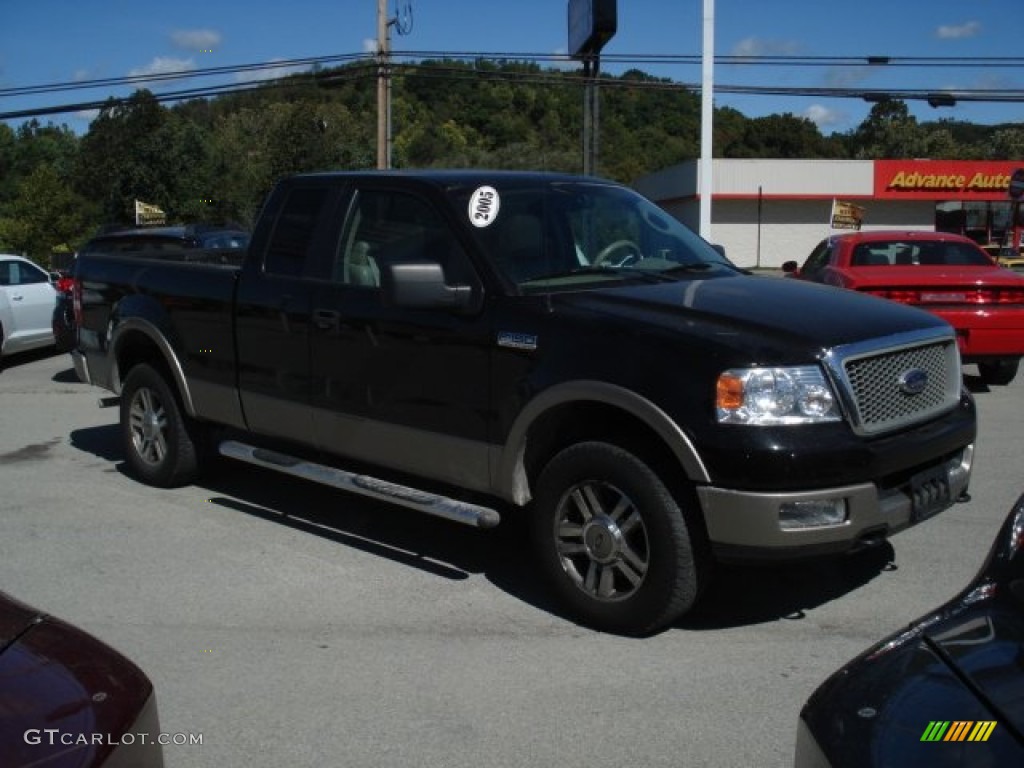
[
  {"xmin": 804, "ymin": 104, "xmax": 845, "ymax": 129},
  {"xmin": 730, "ymin": 37, "xmax": 801, "ymax": 58},
  {"xmin": 824, "ymin": 66, "xmax": 872, "ymax": 88},
  {"xmin": 936, "ymin": 21, "xmax": 981, "ymax": 39},
  {"xmin": 363, "ymin": 38, "xmax": 378, "ymax": 54},
  {"xmin": 128, "ymin": 57, "xmax": 195, "ymax": 78},
  {"xmin": 171, "ymin": 28, "xmax": 222, "ymax": 52}
]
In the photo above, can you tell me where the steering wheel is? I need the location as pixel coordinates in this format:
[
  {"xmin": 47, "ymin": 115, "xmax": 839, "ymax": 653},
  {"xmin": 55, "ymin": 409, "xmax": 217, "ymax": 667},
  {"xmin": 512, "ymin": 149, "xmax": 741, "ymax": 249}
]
[{"xmin": 593, "ymin": 239, "xmax": 642, "ymax": 267}]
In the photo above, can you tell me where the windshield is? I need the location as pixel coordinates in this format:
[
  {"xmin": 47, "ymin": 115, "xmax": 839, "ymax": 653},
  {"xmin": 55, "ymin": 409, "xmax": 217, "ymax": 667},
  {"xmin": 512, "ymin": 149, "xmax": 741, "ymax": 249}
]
[{"xmin": 450, "ymin": 180, "xmax": 736, "ymax": 292}]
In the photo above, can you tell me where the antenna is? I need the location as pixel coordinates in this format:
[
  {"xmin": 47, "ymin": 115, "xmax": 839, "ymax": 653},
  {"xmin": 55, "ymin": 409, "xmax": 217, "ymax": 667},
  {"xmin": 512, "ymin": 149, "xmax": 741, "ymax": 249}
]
[{"xmin": 394, "ymin": 0, "xmax": 413, "ymax": 36}]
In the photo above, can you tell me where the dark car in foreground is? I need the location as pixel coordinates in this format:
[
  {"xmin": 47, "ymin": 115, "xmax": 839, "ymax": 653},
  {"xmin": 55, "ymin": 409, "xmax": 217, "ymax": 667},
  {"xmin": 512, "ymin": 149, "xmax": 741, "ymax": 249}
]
[
  {"xmin": 782, "ymin": 230, "xmax": 1024, "ymax": 385},
  {"xmin": 796, "ymin": 493, "xmax": 1024, "ymax": 767},
  {"xmin": 0, "ymin": 591, "xmax": 163, "ymax": 767}
]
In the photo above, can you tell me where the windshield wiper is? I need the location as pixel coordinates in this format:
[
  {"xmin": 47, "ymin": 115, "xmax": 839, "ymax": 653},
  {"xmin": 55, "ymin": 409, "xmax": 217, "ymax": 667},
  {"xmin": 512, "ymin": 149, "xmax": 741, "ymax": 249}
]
[
  {"xmin": 661, "ymin": 262, "xmax": 714, "ymax": 273},
  {"xmin": 521, "ymin": 266, "xmax": 674, "ymax": 284},
  {"xmin": 663, "ymin": 262, "xmax": 753, "ymax": 276}
]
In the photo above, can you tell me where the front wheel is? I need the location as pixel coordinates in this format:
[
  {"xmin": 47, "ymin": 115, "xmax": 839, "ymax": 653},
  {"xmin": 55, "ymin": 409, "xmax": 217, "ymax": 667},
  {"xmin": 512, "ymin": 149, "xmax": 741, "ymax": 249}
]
[
  {"xmin": 531, "ymin": 441, "xmax": 705, "ymax": 635},
  {"xmin": 978, "ymin": 358, "xmax": 1019, "ymax": 386},
  {"xmin": 120, "ymin": 363, "xmax": 202, "ymax": 487}
]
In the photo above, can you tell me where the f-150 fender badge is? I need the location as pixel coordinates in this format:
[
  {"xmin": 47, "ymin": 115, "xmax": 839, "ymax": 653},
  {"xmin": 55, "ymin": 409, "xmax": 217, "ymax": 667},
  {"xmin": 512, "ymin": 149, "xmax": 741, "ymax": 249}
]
[
  {"xmin": 497, "ymin": 331, "xmax": 538, "ymax": 351},
  {"xmin": 469, "ymin": 185, "xmax": 500, "ymax": 228}
]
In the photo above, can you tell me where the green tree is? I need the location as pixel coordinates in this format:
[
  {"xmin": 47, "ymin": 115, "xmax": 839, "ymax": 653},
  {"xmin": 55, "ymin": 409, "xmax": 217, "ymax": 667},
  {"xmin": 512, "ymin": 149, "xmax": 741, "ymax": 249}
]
[
  {"xmin": 721, "ymin": 113, "xmax": 844, "ymax": 159},
  {"xmin": 0, "ymin": 120, "xmax": 79, "ymax": 209},
  {"xmin": 0, "ymin": 164, "xmax": 94, "ymax": 263},
  {"xmin": 990, "ymin": 128, "xmax": 1024, "ymax": 160},
  {"xmin": 75, "ymin": 90, "xmax": 215, "ymax": 224},
  {"xmin": 848, "ymin": 99, "xmax": 926, "ymax": 159}
]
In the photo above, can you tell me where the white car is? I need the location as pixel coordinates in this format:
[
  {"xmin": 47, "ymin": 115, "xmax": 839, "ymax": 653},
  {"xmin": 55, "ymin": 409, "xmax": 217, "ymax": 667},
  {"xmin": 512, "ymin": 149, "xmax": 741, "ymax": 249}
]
[{"xmin": 0, "ymin": 254, "xmax": 57, "ymax": 360}]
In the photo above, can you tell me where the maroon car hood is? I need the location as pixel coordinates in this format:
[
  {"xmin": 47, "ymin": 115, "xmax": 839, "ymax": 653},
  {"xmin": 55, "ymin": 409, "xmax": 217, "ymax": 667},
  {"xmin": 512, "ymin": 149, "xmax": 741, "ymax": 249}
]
[
  {"xmin": 0, "ymin": 591, "xmax": 160, "ymax": 768},
  {"xmin": 0, "ymin": 592, "xmax": 41, "ymax": 649}
]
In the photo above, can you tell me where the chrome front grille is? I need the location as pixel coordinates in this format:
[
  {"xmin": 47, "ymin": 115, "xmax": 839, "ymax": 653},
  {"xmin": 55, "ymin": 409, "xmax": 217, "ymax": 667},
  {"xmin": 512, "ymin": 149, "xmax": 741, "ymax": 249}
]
[{"xmin": 823, "ymin": 329, "xmax": 962, "ymax": 436}]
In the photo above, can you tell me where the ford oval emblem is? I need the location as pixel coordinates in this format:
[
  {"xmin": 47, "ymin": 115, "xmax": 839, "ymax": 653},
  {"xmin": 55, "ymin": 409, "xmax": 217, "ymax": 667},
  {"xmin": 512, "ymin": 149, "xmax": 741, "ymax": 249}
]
[{"xmin": 899, "ymin": 368, "xmax": 929, "ymax": 395}]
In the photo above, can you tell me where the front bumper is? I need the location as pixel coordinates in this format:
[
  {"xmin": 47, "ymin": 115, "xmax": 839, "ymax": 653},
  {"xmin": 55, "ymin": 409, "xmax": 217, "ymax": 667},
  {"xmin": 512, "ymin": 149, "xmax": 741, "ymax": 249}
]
[{"xmin": 698, "ymin": 444, "xmax": 973, "ymax": 562}]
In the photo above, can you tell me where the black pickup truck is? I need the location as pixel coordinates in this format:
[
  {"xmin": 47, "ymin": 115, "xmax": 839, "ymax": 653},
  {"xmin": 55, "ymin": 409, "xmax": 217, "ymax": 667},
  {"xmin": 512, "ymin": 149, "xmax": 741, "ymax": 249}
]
[{"xmin": 72, "ymin": 170, "xmax": 976, "ymax": 635}]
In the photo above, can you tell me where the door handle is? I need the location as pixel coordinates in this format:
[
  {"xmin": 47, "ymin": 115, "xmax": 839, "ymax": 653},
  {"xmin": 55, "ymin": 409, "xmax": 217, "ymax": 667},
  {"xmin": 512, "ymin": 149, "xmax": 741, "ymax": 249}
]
[{"xmin": 313, "ymin": 308, "xmax": 341, "ymax": 331}]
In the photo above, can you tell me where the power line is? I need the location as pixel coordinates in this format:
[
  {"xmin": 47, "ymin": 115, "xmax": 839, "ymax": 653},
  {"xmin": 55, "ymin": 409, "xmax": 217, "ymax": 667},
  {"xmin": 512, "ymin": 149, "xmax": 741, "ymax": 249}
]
[
  {"xmin": 2, "ymin": 52, "xmax": 1022, "ymax": 122},
  {"xmin": 4, "ymin": 50, "xmax": 1022, "ymax": 99}
]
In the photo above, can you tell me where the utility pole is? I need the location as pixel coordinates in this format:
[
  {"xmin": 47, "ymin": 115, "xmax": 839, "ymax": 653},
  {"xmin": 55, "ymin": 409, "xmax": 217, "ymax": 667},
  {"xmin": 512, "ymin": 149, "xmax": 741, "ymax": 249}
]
[
  {"xmin": 376, "ymin": 0, "xmax": 391, "ymax": 169},
  {"xmin": 699, "ymin": 0, "xmax": 714, "ymax": 240},
  {"xmin": 582, "ymin": 56, "xmax": 600, "ymax": 176}
]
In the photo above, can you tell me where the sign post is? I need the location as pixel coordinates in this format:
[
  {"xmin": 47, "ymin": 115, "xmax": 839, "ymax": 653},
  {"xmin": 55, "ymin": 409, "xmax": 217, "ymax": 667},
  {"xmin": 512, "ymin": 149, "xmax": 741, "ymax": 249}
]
[
  {"xmin": 568, "ymin": 0, "xmax": 616, "ymax": 176},
  {"xmin": 1008, "ymin": 168, "xmax": 1024, "ymax": 258}
]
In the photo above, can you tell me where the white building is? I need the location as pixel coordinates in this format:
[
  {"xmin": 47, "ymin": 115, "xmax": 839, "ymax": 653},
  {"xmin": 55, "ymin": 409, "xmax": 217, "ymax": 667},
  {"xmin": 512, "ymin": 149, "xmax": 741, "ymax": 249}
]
[{"xmin": 634, "ymin": 158, "xmax": 1022, "ymax": 268}]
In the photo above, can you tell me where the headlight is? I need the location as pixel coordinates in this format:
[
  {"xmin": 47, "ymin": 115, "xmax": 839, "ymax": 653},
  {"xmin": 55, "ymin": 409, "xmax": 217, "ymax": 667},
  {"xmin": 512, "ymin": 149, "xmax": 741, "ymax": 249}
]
[{"xmin": 716, "ymin": 366, "xmax": 841, "ymax": 425}]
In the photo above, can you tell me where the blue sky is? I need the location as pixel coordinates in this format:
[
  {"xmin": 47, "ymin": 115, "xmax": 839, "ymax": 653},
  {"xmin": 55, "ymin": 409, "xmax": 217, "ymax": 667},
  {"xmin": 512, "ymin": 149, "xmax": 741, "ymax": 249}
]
[{"xmin": 1, "ymin": 0, "xmax": 1021, "ymax": 136}]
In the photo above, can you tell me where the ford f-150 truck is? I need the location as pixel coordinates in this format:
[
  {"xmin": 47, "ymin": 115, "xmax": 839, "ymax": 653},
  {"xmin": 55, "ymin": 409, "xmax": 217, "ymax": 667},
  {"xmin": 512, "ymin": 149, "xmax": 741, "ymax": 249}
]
[{"xmin": 71, "ymin": 170, "xmax": 976, "ymax": 635}]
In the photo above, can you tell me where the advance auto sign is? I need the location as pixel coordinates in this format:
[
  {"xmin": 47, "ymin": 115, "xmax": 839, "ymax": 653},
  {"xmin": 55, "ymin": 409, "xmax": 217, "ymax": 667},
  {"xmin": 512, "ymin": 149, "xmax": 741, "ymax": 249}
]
[{"xmin": 874, "ymin": 160, "xmax": 1018, "ymax": 201}]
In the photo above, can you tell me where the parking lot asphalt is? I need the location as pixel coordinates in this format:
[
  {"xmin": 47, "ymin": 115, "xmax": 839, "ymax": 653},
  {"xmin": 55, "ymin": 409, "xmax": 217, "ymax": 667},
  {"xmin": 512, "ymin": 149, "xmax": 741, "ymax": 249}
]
[{"xmin": 0, "ymin": 349, "xmax": 1020, "ymax": 768}]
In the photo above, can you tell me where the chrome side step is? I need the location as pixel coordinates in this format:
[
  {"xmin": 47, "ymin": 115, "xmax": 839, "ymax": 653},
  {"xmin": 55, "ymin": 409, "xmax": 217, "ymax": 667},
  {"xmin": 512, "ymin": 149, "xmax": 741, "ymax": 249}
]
[{"xmin": 218, "ymin": 440, "xmax": 501, "ymax": 529}]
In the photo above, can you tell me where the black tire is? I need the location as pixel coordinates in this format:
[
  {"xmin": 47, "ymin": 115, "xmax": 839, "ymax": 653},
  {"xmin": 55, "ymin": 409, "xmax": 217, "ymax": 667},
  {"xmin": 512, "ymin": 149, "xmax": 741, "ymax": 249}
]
[
  {"xmin": 531, "ymin": 441, "xmax": 705, "ymax": 636},
  {"xmin": 978, "ymin": 359, "xmax": 1019, "ymax": 386},
  {"xmin": 120, "ymin": 363, "xmax": 202, "ymax": 487}
]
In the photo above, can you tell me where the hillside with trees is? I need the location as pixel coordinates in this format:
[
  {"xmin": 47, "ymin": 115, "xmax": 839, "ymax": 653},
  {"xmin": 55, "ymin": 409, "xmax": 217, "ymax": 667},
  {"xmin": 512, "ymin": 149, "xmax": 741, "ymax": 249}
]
[{"xmin": 1, "ymin": 59, "xmax": 1021, "ymax": 264}]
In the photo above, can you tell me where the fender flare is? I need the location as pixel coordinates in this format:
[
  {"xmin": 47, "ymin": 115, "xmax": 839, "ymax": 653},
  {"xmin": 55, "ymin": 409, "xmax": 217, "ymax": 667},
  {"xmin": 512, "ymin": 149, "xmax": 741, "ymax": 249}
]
[
  {"xmin": 494, "ymin": 380, "xmax": 710, "ymax": 505},
  {"xmin": 108, "ymin": 316, "xmax": 197, "ymax": 417}
]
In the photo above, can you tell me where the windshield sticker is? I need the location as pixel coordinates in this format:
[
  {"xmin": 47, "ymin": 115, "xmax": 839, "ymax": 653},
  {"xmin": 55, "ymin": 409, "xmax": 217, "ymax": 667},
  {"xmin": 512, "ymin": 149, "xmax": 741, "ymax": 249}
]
[{"xmin": 468, "ymin": 186, "xmax": 500, "ymax": 228}]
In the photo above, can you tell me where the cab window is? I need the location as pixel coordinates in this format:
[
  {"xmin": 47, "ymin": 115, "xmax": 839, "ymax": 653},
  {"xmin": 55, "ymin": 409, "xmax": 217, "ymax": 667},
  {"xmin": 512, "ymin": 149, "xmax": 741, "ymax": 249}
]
[{"xmin": 334, "ymin": 189, "xmax": 473, "ymax": 289}]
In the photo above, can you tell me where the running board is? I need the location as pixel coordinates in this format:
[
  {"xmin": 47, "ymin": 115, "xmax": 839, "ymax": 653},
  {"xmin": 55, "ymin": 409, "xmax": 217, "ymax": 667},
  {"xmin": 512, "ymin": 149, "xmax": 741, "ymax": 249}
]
[{"xmin": 218, "ymin": 440, "xmax": 501, "ymax": 529}]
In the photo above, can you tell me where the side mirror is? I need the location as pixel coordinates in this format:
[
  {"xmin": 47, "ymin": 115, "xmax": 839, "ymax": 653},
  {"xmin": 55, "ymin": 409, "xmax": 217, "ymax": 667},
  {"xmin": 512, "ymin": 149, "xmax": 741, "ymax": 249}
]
[
  {"xmin": 710, "ymin": 244, "xmax": 727, "ymax": 258},
  {"xmin": 781, "ymin": 260, "xmax": 799, "ymax": 274},
  {"xmin": 383, "ymin": 262, "xmax": 474, "ymax": 311}
]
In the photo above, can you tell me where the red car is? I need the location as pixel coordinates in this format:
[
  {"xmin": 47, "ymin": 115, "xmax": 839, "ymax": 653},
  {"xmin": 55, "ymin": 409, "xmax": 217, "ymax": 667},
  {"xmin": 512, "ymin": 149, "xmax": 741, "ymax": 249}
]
[{"xmin": 783, "ymin": 230, "xmax": 1024, "ymax": 385}]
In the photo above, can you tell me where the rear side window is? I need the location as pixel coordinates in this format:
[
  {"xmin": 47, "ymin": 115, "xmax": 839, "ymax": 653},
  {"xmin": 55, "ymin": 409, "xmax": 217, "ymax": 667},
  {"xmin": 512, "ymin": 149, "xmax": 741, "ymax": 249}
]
[
  {"xmin": 801, "ymin": 240, "xmax": 832, "ymax": 273},
  {"xmin": 264, "ymin": 187, "xmax": 331, "ymax": 277},
  {"xmin": 0, "ymin": 259, "xmax": 48, "ymax": 285}
]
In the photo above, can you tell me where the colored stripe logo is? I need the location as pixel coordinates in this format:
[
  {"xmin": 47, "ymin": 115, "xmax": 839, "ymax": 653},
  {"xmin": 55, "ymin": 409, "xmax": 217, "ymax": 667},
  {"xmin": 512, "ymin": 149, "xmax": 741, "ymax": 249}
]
[{"xmin": 920, "ymin": 721, "xmax": 997, "ymax": 742}]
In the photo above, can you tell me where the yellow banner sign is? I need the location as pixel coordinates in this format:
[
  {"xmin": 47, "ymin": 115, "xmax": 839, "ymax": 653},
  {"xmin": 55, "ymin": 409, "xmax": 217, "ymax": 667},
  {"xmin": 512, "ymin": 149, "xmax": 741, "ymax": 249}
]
[
  {"xmin": 831, "ymin": 200, "xmax": 865, "ymax": 230},
  {"xmin": 135, "ymin": 200, "xmax": 166, "ymax": 226}
]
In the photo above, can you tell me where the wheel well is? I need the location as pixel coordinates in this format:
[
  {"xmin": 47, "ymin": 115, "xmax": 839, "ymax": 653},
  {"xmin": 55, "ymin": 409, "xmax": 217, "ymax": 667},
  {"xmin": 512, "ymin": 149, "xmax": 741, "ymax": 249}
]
[
  {"xmin": 524, "ymin": 402, "xmax": 694, "ymax": 497},
  {"xmin": 521, "ymin": 400, "xmax": 710, "ymax": 552},
  {"xmin": 115, "ymin": 331, "xmax": 173, "ymax": 391}
]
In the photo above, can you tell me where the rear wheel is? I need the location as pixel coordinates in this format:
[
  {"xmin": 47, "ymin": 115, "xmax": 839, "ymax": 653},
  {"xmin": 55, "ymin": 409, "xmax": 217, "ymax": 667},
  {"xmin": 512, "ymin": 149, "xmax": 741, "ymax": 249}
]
[
  {"xmin": 978, "ymin": 358, "xmax": 1019, "ymax": 386},
  {"xmin": 120, "ymin": 363, "xmax": 203, "ymax": 487},
  {"xmin": 531, "ymin": 441, "xmax": 705, "ymax": 636}
]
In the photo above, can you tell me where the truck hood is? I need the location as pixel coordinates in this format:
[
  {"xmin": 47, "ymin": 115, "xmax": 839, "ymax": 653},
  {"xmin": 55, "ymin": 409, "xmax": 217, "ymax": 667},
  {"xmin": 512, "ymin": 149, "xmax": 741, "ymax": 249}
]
[{"xmin": 550, "ymin": 273, "xmax": 950, "ymax": 351}]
